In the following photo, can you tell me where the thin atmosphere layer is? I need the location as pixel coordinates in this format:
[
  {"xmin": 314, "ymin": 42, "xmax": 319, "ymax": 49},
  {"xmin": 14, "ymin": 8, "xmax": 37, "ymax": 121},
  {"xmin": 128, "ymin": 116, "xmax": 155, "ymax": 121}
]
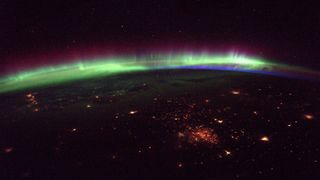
[{"xmin": 0, "ymin": 53, "xmax": 318, "ymax": 93}]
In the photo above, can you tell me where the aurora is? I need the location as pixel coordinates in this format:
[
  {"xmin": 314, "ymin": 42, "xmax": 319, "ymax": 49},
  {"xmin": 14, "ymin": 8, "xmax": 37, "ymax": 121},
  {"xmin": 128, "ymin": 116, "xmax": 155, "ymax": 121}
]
[{"xmin": 0, "ymin": 53, "xmax": 317, "ymax": 93}]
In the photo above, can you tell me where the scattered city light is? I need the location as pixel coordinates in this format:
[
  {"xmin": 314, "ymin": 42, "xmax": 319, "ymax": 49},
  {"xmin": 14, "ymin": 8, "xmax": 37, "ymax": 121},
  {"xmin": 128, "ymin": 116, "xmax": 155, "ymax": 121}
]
[
  {"xmin": 3, "ymin": 147, "xmax": 13, "ymax": 153},
  {"xmin": 231, "ymin": 90, "xmax": 240, "ymax": 95},
  {"xmin": 224, "ymin": 150, "xmax": 232, "ymax": 156},
  {"xmin": 260, "ymin": 136, "xmax": 270, "ymax": 142},
  {"xmin": 304, "ymin": 114, "xmax": 314, "ymax": 120},
  {"xmin": 129, "ymin": 110, "xmax": 138, "ymax": 115}
]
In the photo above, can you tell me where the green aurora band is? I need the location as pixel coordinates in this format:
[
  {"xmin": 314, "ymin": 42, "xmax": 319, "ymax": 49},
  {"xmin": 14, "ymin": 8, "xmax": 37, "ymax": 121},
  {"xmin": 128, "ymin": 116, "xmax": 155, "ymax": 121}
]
[{"xmin": 0, "ymin": 53, "xmax": 317, "ymax": 93}]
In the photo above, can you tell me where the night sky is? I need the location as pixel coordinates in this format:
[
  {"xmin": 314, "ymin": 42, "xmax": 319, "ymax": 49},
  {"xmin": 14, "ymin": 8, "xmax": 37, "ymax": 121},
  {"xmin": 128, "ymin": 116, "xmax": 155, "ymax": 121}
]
[{"xmin": 1, "ymin": 0, "xmax": 320, "ymax": 72}]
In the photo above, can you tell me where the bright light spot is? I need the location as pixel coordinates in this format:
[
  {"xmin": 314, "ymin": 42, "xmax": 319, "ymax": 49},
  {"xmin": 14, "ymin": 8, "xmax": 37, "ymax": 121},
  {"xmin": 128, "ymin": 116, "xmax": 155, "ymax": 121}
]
[
  {"xmin": 224, "ymin": 150, "xmax": 232, "ymax": 156},
  {"xmin": 231, "ymin": 90, "xmax": 240, "ymax": 95},
  {"xmin": 214, "ymin": 118, "xmax": 224, "ymax": 124},
  {"xmin": 260, "ymin": 136, "xmax": 270, "ymax": 142},
  {"xmin": 188, "ymin": 126, "xmax": 219, "ymax": 144},
  {"xmin": 129, "ymin": 110, "xmax": 138, "ymax": 115},
  {"xmin": 178, "ymin": 132, "xmax": 185, "ymax": 138},
  {"xmin": 304, "ymin": 114, "xmax": 314, "ymax": 120}
]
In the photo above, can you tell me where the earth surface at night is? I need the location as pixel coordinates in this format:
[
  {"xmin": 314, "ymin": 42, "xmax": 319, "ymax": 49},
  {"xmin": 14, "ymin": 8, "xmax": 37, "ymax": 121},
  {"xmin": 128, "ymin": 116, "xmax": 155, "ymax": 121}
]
[{"xmin": 0, "ymin": 70, "xmax": 320, "ymax": 179}]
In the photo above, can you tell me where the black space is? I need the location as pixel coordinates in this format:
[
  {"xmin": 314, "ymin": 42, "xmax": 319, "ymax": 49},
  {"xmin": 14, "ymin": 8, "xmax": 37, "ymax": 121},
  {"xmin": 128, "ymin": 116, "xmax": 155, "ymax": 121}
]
[{"xmin": 1, "ymin": 0, "xmax": 320, "ymax": 69}]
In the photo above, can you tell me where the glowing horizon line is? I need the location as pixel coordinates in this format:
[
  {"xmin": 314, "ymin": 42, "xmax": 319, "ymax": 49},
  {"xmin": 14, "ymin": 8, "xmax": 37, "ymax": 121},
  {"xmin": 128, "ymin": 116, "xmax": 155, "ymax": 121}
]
[{"xmin": 0, "ymin": 53, "xmax": 317, "ymax": 93}]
